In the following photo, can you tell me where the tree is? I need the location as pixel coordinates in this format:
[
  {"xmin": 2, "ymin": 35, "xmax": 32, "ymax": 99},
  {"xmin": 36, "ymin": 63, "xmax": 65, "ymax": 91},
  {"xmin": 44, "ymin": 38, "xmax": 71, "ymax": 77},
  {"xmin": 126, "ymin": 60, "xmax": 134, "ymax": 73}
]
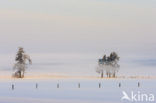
[
  {"xmin": 13, "ymin": 47, "xmax": 32, "ymax": 78},
  {"xmin": 96, "ymin": 52, "xmax": 120, "ymax": 78}
]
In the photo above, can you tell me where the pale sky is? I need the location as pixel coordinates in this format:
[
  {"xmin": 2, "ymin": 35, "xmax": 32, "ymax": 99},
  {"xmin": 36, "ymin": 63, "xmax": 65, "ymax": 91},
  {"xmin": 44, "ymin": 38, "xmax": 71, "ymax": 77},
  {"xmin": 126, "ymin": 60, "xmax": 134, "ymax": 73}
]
[{"xmin": 0, "ymin": 0, "xmax": 156, "ymax": 57}]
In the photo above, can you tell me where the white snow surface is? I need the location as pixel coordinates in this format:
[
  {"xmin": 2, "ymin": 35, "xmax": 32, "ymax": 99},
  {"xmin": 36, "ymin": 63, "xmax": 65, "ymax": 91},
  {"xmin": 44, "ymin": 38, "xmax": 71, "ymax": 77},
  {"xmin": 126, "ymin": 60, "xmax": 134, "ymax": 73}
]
[{"xmin": 0, "ymin": 78, "xmax": 155, "ymax": 103}]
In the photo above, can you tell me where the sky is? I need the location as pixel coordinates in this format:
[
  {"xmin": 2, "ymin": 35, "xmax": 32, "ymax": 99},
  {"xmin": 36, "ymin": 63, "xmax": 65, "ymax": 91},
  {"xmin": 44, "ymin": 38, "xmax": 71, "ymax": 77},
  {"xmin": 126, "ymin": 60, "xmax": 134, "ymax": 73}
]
[{"xmin": 0, "ymin": 0, "xmax": 155, "ymax": 58}]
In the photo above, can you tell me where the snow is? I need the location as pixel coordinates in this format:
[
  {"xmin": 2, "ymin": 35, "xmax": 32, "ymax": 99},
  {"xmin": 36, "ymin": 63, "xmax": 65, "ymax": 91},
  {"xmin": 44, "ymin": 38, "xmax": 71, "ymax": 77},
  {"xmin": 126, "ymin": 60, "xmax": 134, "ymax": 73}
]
[
  {"xmin": 0, "ymin": 53, "xmax": 155, "ymax": 103},
  {"xmin": 0, "ymin": 78, "xmax": 155, "ymax": 103}
]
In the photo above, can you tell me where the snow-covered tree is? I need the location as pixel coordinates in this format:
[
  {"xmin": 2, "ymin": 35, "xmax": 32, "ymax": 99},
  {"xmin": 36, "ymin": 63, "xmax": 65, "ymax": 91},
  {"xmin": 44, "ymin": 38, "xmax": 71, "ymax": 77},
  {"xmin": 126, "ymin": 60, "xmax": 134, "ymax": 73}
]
[
  {"xmin": 13, "ymin": 47, "xmax": 32, "ymax": 78},
  {"xmin": 96, "ymin": 52, "xmax": 120, "ymax": 78}
]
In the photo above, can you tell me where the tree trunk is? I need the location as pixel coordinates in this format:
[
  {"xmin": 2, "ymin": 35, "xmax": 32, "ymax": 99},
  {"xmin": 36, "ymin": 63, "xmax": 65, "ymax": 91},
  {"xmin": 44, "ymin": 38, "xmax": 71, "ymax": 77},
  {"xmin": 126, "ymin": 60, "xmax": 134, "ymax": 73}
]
[
  {"xmin": 19, "ymin": 71, "xmax": 22, "ymax": 78},
  {"xmin": 109, "ymin": 73, "xmax": 111, "ymax": 78},
  {"xmin": 113, "ymin": 73, "xmax": 116, "ymax": 78},
  {"xmin": 101, "ymin": 71, "xmax": 103, "ymax": 78},
  {"xmin": 106, "ymin": 72, "xmax": 108, "ymax": 78}
]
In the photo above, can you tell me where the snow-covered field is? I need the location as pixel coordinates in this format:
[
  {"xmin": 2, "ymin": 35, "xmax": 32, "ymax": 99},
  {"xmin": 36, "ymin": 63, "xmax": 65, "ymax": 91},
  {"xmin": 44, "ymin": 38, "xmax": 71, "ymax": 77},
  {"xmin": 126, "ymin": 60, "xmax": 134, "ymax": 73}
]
[
  {"xmin": 0, "ymin": 78, "xmax": 155, "ymax": 103},
  {"xmin": 0, "ymin": 53, "xmax": 155, "ymax": 103}
]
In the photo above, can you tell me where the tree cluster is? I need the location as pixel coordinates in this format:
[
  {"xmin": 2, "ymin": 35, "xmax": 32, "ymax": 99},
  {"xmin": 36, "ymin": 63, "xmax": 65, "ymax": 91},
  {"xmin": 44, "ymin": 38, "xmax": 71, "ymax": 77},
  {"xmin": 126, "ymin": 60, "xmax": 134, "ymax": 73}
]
[{"xmin": 96, "ymin": 52, "xmax": 120, "ymax": 78}]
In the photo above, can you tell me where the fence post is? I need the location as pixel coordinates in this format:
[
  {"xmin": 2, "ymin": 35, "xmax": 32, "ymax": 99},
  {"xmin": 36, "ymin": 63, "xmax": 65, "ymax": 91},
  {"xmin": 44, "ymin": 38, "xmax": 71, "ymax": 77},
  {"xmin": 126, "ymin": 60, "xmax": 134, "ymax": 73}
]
[
  {"xmin": 138, "ymin": 82, "xmax": 140, "ymax": 87},
  {"xmin": 12, "ymin": 84, "xmax": 14, "ymax": 90},
  {"xmin": 119, "ymin": 83, "xmax": 121, "ymax": 87},
  {"xmin": 36, "ymin": 83, "xmax": 38, "ymax": 89},
  {"xmin": 57, "ymin": 83, "xmax": 59, "ymax": 88},
  {"xmin": 78, "ymin": 83, "xmax": 80, "ymax": 88},
  {"xmin": 99, "ymin": 83, "xmax": 101, "ymax": 88}
]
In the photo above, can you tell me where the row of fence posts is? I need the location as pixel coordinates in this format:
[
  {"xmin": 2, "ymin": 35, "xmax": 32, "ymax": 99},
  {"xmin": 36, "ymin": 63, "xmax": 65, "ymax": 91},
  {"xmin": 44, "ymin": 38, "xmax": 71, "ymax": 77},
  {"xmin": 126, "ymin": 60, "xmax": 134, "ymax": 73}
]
[{"xmin": 11, "ymin": 82, "xmax": 141, "ymax": 90}]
